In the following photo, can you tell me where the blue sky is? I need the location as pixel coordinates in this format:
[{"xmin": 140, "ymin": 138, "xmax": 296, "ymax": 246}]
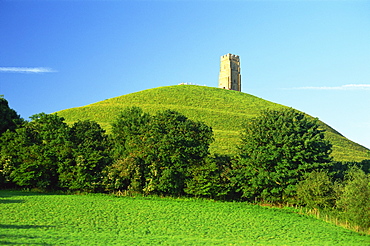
[{"xmin": 1, "ymin": 0, "xmax": 369, "ymax": 149}]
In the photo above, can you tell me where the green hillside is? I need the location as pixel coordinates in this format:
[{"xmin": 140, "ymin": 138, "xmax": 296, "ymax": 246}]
[{"xmin": 56, "ymin": 85, "xmax": 370, "ymax": 162}]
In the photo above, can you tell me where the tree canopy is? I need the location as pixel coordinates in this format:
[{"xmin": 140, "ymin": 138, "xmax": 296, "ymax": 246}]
[
  {"xmin": 0, "ymin": 113, "xmax": 69, "ymax": 189},
  {"xmin": 0, "ymin": 114, "xmax": 111, "ymax": 191},
  {"xmin": 0, "ymin": 97, "xmax": 24, "ymax": 135},
  {"xmin": 234, "ymin": 108, "xmax": 332, "ymax": 202},
  {"xmin": 108, "ymin": 107, "xmax": 214, "ymax": 195}
]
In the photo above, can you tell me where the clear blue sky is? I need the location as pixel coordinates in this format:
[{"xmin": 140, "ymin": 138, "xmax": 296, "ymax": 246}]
[{"xmin": 1, "ymin": 0, "xmax": 369, "ymax": 149}]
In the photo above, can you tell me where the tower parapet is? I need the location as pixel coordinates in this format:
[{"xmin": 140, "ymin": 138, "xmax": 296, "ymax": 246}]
[{"xmin": 218, "ymin": 53, "xmax": 241, "ymax": 91}]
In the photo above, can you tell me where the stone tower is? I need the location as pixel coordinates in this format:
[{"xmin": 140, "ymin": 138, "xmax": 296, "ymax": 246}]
[{"xmin": 218, "ymin": 53, "xmax": 241, "ymax": 91}]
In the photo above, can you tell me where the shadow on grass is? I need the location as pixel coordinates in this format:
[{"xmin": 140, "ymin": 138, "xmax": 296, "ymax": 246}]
[
  {"xmin": 0, "ymin": 190, "xmax": 63, "ymax": 199},
  {"xmin": 0, "ymin": 199, "xmax": 24, "ymax": 204},
  {"xmin": 0, "ymin": 224, "xmax": 55, "ymax": 229},
  {"xmin": 0, "ymin": 237, "xmax": 52, "ymax": 245},
  {"xmin": 0, "ymin": 225, "xmax": 55, "ymax": 245},
  {"xmin": 0, "ymin": 240, "xmax": 50, "ymax": 245}
]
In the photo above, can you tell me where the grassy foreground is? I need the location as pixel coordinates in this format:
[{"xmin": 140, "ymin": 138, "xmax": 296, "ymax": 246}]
[{"xmin": 1, "ymin": 190, "xmax": 369, "ymax": 245}]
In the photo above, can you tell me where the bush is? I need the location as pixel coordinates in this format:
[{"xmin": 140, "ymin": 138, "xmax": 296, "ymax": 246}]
[
  {"xmin": 336, "ymin": 166, "xmax": 370, "ymax": 231},
  {"xmin": 296, "ymin": 170, "xmax": 335, "ymax": 208},
  {"xmin": 185, "ymin": 154, "xmax": 234, "ymax": 200}
]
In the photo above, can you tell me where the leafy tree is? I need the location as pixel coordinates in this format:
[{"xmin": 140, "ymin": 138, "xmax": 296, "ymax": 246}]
[
  {"xmin": 106, "ymin": 107, "xmax": 150, "ymax": 191},
  {"xmin": 111, "ymin": 106, "xmax": 150, "ymax": 157},
  {"xmin": 108, "ymin": 107, "xmax": 214, "ymax": 195},
  {"xmin": 1, "ymin": 114, "xmax": 112, "ymax": 191},
  {"xmin": 0, "ymin": 113, "xmax": 70, "ymax": 189},
  {"xmin": 0, "ymin": 96, "xmax": 24, "ymax": 135},
  {"xmin": 58, "ymin": 120, "xmax": 112, "ymax": 191},
  {"xmin": 234, "ymin": 108, "xmax": 332, "ymax": 203},
  {"xmin": 185, "ymin": 154, "xmax": 234, "ymax": 200},
  {"xmin": 296, "ymin": 170, "xmax": 335, "ymax": 208},
  {"xmin": 336, "ymin": 166, "xmax": 370, "ymax": 231},
  {"xmin": 143, "ymin": 110, "xmax": 213, "ymax": 195}
]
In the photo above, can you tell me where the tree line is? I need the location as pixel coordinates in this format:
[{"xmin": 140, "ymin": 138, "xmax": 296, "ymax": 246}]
[{"xmin": 0, "ymin": 96, "xmax": 369, "ymax": 231}]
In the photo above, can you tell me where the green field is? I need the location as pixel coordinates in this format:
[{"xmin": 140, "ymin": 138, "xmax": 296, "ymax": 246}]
[
  {"xmin": 56, "ymin": 85, "xmax": 370, "ymax": 162},
  {"xmin": 1, "ymin": 190, "xmax": 369, "ymax": 245}
]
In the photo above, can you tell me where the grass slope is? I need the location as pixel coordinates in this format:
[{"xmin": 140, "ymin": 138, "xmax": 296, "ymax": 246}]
[
  {"xmin": 1, "ymin": 190, "xmax": 369, "ymax": 245},
  {"xmin": 56, "ymin": 85, "xmax": 370, "ymax": 162}
]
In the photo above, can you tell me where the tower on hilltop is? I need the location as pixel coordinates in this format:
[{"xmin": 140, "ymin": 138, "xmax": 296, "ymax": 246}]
[{"xmin": 218, "ymin": 53, "xmax": 241, "ymax": 91}]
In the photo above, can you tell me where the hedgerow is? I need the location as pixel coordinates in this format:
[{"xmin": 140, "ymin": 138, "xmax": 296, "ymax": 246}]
[{"xmin": 56, "ymin": 85, "xmax": 370, "ymax": 162}]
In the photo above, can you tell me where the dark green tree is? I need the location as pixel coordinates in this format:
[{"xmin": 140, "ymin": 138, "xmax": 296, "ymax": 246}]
[
  {"xmin": 58, "ymin": 120, "xmax": 112, "ymax": 191},
  {"xmin": 143, "ymin": 110, "xmax": 214, "ymax": 195},
  {"xmin": 0, "ymin": 113, "xmax": 70, "ymax": 189},
  {"xmin": 330, "ymin": 160, "xmax": 370, "ymax": 181},
  {"xmin": 108, "ymin": 107, "xmax": 214, "ymax": 195},
  {"xmin": 105, "ymin": 107, "xmax": 150, "ymax": 191},
  {"xmin": 0, "ymin": 96, "xmax": 24, "ymax": 135},
  {"xmin": 185, "ymin": 154, "xmax": 234, "ymax": 199},
  {"xmin": 111, "ymin": 106, "xmax": 150, "ymax": 158},
  {"xmin": 234, "ymin": 108, "xmax": 332, "ymax": 203}
]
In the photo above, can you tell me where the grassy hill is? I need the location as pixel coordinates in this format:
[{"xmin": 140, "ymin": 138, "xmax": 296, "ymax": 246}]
[{"xmin": 56, "ymin": 85, "xmax": 370, "ymax": 162}]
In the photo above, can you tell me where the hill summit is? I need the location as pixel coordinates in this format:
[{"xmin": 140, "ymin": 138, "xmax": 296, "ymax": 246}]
[{"xmin": 56, "ymin": 85, "xmax": 370, "ymax": 162}]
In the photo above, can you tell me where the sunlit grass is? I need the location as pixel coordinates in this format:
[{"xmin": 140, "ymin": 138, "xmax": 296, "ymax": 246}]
[{"xmin": 1, "ymin": 190, "xmax": 369, "ymax": 245}]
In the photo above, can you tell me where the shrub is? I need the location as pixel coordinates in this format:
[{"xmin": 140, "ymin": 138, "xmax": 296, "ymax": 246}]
[
  {"xmin": 336, "ymin": 166, "xmax": 370, "ymax": 231},
  {"xmin": 185, "ymin": 154, "xmax": 234, "ymax": 200},
  {"xmin": 296, "ymin": 170, "xmax": 335, "ymax": 208}
]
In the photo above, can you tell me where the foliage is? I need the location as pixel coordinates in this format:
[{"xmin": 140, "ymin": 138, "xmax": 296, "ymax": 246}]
[
  {"xmin": 108, "ymin": 107, "xmax": 214, "ymax": 195},
  {"xmin": 111, "ymin": 106, "xmax": 151, "ymax": 158},
  {"xmin": 0, "ymin": 113, "xmax": 69, "ymax": 189},
  {"xmin": 296, "ymin": 170, "xmax": 335, "ymax": 208},
  {"xmin": 0, "ymin": 114, "xmax": 112, "ymax": 191},
  {"xmin": 336, "ymin": 166, "xmax": 370, "ymax": 231},
  {"xmin": 185, "ymin": 154, "xmax": 235, "ymax": 199},
  {"xmin": 1, "ymin": 190, "xmax": 369, "ymax": 245},
  {"xmin": 0, "ymin": 97, "xmax": 24, "ymax": 186},
  {"xmin": 58, "ymin": 120, "xmax": 112, "ymax": 191},
  {"xmin": 143, "ymin": 110, "xmax": 213, "ymax": 195},
  {"xmin": 0, "ymin": 96, "xmax": 24, "ymax": 136},
  {"xmin": 234, "ymin": 108, "xmax": 332, "ymax": 203},
  {"xmin": 55, "ymin": 85, "xmax": 370, "ymax": 162},
  {"xmin": 330, "ymin": 160, "xmax": 370, "ymax": 181}
]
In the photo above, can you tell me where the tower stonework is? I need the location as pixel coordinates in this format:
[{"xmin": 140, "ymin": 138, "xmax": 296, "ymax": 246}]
[{"xmin": 218, "ymin": 53, "xmax": 241, "ymax": 91}]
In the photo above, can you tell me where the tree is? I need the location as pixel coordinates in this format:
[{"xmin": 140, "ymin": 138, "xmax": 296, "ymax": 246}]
[
  {"xmin": 336, "ymin": 166, "xmax": 370, "ymax": 231},
  {"xmin": 185, "ymin": 154, "xmax": 234, "ymax": 200},
  {"xmin": 296, "ymin": 170, "xmax": 335, "ymax": 208},
  {"xmin": 0, "ymin": 113, "xmax": 70, "ymax": 189},
  {"xmin": 108, "ymin": 107, "xmax": 214, "ymax": 195},
  {"xmin": 145, "ymin": 110, "xmax": 214, "ymax": 195},
  {"xmin": 111, "ymin": 106, "xmax": 150, "ymax": 158},
  {"xmin": 106, "ymin": 107, "xmax": 150, "ymax": 191},
  {"xmin": 234, "ymin": 108, "xmax": 332, "ymax": 203},
  {"xmin": 1, "ymin": 114, "xmax": 113, "ymax": 191},
  {"xmin": 0, "ymin": 96, "xmax": 24, "ymax": 135},
  {"xmin": 58, "ymin": 120, "xmax": 112, "ymax": 191}
]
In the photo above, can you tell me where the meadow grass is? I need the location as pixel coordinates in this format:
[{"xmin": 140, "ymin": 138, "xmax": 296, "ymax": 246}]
[
  {"xmin": 56, "ymin": 85, "xmax": 370, "ymax": 162},
  {"xmin": 1, "ymin": 190, "xmax": 369, "ymax": 245}
]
